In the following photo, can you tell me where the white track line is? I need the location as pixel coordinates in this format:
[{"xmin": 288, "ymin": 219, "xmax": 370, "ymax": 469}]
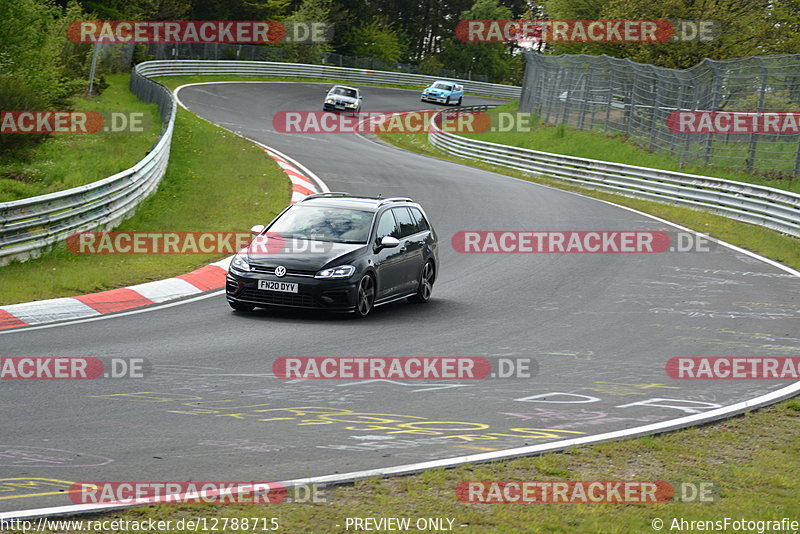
[
  {"xmin": 3, "ymin": 81, "xmax": 797, "ymax": 519},
  {"xmin": 0, "ymin": 83, "xmax": 330, "ymax": 336},
  {"xmin": 3, "ymin": 377, "xmax": 798, "ymax": 520}
]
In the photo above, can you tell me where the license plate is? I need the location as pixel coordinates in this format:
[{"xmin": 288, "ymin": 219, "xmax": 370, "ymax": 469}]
[{"xmin": 258, "ymin": 280, "xmax": 298, "ymax": 293}]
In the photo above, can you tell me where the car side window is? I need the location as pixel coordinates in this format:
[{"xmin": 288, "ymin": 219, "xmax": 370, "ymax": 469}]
[
  {"xmin": 392, "ymin": 208, "xmax": 418, "ymax": 238},
  {"xmin": 375, "ymin": 210, "xmax": 399, "ymax": 243},
  {"xmin": 409, "ymin": 207, "xmax": 430, "ymax": 233}
]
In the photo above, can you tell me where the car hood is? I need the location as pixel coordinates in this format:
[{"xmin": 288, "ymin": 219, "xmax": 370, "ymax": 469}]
[
  {"xmin": 246, "ymin": 240, "xmax": 366, "ymax": 272},
  {"xmin": 327, "ymin": 94, "xmax": 358, "ymax": 104}
]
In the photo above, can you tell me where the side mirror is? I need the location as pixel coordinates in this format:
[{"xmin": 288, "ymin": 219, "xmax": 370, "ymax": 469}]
[
  {"xmin": 379, "ymin": 236, "xmax": 400, "ymax": 249},
  {"xmin": 359, "ymin": 95, "xmax": 363, "ymax": 99},
  {"xmin": 250, "ymin": 224, "xmax": 266, "ymax": 236}
]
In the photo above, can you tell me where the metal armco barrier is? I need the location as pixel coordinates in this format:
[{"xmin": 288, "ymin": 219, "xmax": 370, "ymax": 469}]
[
  {"xmin": 5, "ymin": 59, "xmax": 794, "ymax": 267},
  {"xmin": 0, "ymin": 65, "xmax": 176, "ymax": 265},
  {"xmin": 430, "ymin": 107, "xmax": 800, "ymax": 237},
  {"xmin": 0, "ymin": 60, "xmax": 517, "ymax": 265},
  {"xmin": 134, "ymin": 60, "xmax": 521, "ymax": 98}
]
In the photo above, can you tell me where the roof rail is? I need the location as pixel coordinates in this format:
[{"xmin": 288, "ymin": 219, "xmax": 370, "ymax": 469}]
[
  {"xmin": 301, "ymin": 192, "xmax": 351, "ymax": 201},
  {"xmin": 377, "ymin": 197, "xmax": 414, "ymax": 207}
]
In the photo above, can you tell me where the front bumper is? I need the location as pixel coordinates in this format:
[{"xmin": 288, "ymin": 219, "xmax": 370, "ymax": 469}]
[
  {"xmin": 323, "ymin": 102, "xmax": 358, "ymax": 111},
  {"xmin": 226, "ymin": 269, "xmax": 359, "ymax": 311},
  {"xmin": 421, "ymin": 94, "xmax": 449, "ymax": 103}
]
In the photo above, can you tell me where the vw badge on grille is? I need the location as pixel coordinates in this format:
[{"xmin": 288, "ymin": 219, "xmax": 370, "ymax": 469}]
[{"xmin": 274, "ymin": 265, "xmax": 287, "ymax": 278}]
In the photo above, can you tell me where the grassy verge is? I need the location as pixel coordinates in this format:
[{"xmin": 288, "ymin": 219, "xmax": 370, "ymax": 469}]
[
  {"xmin": 0, "ymin": 105, "xmax": 289, "ymax": 305},
  {"xmin": 0, "ymin": 73, "xmax": 162, "ymax": 202},
  {"xmin": 20, "ymin": 399, "xmax": 800, "ymax": 533},
  {"xmin": 376, "ymin": 129, "xmax": 800, "ymax": 270},
  {"xmin": 1, "ymin": 78, "xmax": 797, "ymax": 531},
  {"xmin": 461, "ymin": 101, "xmax": 799, "ymax": 193},
  {"xmin": 0, "ymin": 74, "xmax": 501, "ymax": 304}
]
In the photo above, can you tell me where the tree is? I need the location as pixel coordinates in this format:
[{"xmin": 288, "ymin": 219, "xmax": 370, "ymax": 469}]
[
  {"xmin": 342, "ymin": 16, "xmax": 406, "ymax": 63},
  {"xmin": 540, "ymin": 0, "xmax": 781, "ymax": 69},
  {"xmin": 281, "ymin": 0, "xmax": 334, "ymax": 63},
  {"xmin": 437, "ymin": 0, "xmax": 523, "ymax": 83},
  {"xmin": 0, "ymin": 0, "xmax": 90, "ymax": 154},
  {"xmin": 55, "ymin": 0, "xmax": 191, "ymax": 19},
  {"xmin": 189, "ymin": 0, "xmax": 288, "ymax": 20},
  {"xmin": 764, "ymin": 0, "xmax": 800, "ymax": 54}
]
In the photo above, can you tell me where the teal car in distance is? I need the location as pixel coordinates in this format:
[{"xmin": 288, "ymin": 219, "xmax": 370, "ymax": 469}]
[{"xmin": 420, "ymin": 81, "xmax": 464, "ymax": 106}]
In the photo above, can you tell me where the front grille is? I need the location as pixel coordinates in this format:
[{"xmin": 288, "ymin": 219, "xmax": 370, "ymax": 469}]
[
  {"xmin": 250, "ymin": 266, "xmax": 316, "ymax": 277},
  {"xmin": 239, "ymin": 289, "xmax": 316, "ymax": 307}
]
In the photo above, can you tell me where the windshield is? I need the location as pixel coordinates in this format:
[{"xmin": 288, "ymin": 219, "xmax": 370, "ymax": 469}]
[
  {"xmin": 268, "ymin": 205, "xmax": 373, "ymax": 244},
  {"xmin": 433, "ymin": 83, "xmax": 453, "ymax": 90},
  {"xmin": 331, "ymin": 87, "xmax": 357, "ymax": 98}
]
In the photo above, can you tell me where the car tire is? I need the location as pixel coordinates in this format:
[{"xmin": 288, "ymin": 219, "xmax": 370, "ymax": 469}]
[
  {"xmin": 229, "ymin": 301, "xmax": 255, "ymax": 312},
  {"xmin": 354, "ymin": 273, "xmax": 376, "ymax": 318},
  {"xmin": 445, "ymin": 96, "xmax": 450, "ymax": 105},
  {"xmin": 408, "ymin": 261, "xmax": 435, "ymax": 304},
  {"xmin": 456, "ymin": 97, "xmax": 462, "ymax": 106}
]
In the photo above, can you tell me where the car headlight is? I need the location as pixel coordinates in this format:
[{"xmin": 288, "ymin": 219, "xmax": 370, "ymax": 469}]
[
  {"xmin": 346, "ymin": 102, "xmax": 356, "ymax": 107},
  {"xmin": 315, "ymin": 264, "xmax": 355, "ymax": 279},
  {"xmin": 230, "ymin": 254, "xmax": 250, "ymax": 272},
  {"xmin": 325, "ymin": 98, "xmax": 334, "ymax": 104}
]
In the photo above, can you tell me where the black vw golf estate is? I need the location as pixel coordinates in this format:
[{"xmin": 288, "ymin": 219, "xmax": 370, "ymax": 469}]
[{"xmin": 226, "ymin": 193, "xmax": 438, "ymax": 317}]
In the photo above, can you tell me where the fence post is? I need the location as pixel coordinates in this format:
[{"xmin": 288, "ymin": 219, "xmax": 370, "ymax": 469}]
[
  {"xmin": 625, "ymin": 60, "xmax": 638, "ymax": 137},
  {"xmin": 670, "ymin": 71, "xmax": 685, "ymax": 156},
  {"xmin": 603, "ymin": 57, "xmax": 615, "ymax": 133},
  {"xmin": 747, "ymin": 58, "xmax": 768, "ymax": 173},
  {"xmin": 794, "ymin": 141, "xmax": 800, "ymax": 177},
  {"xmin": 679, "ymin": 73, "xmax": 700, "ymax": 169},
  {"xmin": 560, "ymin": 59, "xmax": 574, "ymax": 125},
  {"xmin": 647, "ymin": 65, "xmax": 661, "ymax": 150},
  {"xmin": 578, "ymin": 67, "xmax": 590, "ymax": 129},
  {"xmin": 702, "ymin": 62, "xmax": 722, "ymax": 166}
]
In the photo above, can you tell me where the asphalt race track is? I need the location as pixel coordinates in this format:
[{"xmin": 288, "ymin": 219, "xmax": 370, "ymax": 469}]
[{"xmin": 1, "ymin": 82, "xmax": 798, "ymax": 515}]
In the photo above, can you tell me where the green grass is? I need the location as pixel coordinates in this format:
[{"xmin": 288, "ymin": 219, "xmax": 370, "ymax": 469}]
[
  {"xmin": 460, "ymin": 101, "xmax": 800, "ymax": 193},
  {"xmin": 0, "ymin": 77, "xmax": 797, "ymax": 532},
  {"xmin": 0, "ymin": 74, "xmax": 162, "ymax": 202},
  {"xmin": 18, "ymin": 399, "xmax": 800, "ymax": 533},
  {"xmin": 376, "ymin": 129, "xmax": 800, "ymax": 271},
  {"xmin": 0, "ymin": 105, "xmax": 289, "ymax": 305}
]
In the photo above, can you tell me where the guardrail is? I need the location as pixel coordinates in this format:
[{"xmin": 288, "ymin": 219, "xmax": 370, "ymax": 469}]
[
  {"xmin": 135, "ymin": 60, "xmax": 521, "ymax": 99},
  {"xmin": 430, "ymin": 106, "xmax": 800, "ymax": 237},
  {"xmin": 0, "ymin": 60, "xmax": 517, "ymax": 266},
  {"xmin": 0, "ymin": 67, "xmax": 176, "ymax": 265}
]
